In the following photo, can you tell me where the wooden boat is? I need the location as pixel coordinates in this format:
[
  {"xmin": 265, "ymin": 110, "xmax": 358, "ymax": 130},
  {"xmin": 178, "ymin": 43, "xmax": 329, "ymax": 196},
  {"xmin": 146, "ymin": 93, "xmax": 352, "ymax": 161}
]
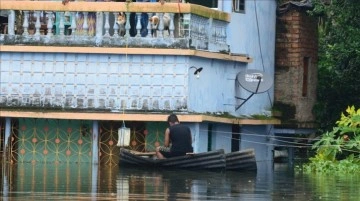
[
  {"xmin": 119, "ymin": 148, "xmax": 226, "ymax": 170},
  {"xmin": 119, "ymin": 148, "xmax": 257, "ymax": 171}
]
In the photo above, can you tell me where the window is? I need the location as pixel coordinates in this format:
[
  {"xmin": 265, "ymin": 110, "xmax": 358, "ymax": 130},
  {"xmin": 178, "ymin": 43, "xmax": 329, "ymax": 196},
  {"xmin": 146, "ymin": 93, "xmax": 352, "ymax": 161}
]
[
  {"xmin": 187, "ymin": 0, "xmax": 218, "ymax": 8},
  {"xmin": 233, "ymin": 0, "xmax": 245, "ymax": 13},
  {"xmin": 302, "ymin": 57, "xmax": 311, "ymax": 97}
]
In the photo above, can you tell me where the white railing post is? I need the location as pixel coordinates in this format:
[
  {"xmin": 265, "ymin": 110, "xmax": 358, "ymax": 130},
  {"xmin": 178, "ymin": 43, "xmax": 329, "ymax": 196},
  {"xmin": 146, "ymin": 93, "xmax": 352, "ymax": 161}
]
[
  {"xmin": 22, "ymin": 11, "xmax": 29, "ymax": 36},
  {"xmin": 103, "ymin": 12, "xmax": 110, "ymax": 37},
  {"xmin": 34, "ymin": 11, "xmax": 41, "ymax": 38},
  {"xmin": 147, "ymin": 12, "xmax": 152, "ymax": 38},
  {"xmin": 46, "ymin": 12, "xmax": 53, "ymax": 37},
  {"xmin": 124, "ymin": 12, "xmax": 131, "ymax": 38},
  {"xmin": 113, "ymin": 12, "xmax": 119, "ymax": 38},
  {"xmin": 135, "ymin": 12, "xmax": 141, "ymax": 37}
]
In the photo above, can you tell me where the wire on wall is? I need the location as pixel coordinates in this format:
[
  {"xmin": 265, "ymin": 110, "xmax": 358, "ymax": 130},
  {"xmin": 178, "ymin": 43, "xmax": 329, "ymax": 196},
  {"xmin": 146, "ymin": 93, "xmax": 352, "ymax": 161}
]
[{"xmin": 254, "ymin": 0, "xmax": 273, "ymax": 106}]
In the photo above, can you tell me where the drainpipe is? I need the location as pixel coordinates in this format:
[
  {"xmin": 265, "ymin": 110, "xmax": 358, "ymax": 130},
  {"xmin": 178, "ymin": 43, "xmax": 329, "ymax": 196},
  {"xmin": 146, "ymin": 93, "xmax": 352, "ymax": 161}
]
[
  {"xmin": 91, "ymin": 163, "xmax": 98, "ymax": 200},
  {"xmin": 92, "ymin": 120, "xmax": 99, "ymax": 164},
  {"xmin": 91, "ymin": 120, "xmax": 99, "ymax": 200}
]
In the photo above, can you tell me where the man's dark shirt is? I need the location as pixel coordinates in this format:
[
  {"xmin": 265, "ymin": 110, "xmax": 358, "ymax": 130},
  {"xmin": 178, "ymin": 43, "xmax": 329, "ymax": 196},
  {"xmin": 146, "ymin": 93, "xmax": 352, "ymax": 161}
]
[{"xmin": 169, "ymin": 124, "xmax": 193, "ymax": 154}]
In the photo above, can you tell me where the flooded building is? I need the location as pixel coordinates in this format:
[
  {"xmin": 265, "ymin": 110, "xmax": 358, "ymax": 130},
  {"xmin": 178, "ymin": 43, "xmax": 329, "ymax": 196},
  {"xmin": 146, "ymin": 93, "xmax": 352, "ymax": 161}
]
[{"xmin": 0, "ymin": 0, "xmax": 281, "ymax": 167}]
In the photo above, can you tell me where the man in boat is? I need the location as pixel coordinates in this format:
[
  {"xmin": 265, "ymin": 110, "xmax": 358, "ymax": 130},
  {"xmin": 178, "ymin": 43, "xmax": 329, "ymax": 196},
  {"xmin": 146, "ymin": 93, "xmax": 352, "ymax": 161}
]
[{"xmin": 155, "ymin": 114, "xmax": 193, "ymax": 159}]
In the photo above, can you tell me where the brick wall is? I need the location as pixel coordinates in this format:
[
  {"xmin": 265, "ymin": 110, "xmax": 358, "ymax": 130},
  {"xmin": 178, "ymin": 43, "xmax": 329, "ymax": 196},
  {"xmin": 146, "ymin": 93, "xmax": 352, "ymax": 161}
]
[{"xmin": 275, "ymin": 8, "xmax": 318, "ymax": 127}]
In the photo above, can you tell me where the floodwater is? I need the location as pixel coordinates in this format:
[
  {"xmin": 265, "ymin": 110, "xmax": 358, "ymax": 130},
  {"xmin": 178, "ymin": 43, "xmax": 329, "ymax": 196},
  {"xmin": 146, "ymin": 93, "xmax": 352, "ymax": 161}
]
[{"xmin": 1, "ymin": 161, "xmax": 360, "ymax": 201}]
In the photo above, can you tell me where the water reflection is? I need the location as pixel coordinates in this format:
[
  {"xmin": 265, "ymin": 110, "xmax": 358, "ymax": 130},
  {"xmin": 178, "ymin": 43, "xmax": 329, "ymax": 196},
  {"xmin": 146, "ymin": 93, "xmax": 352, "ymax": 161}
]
[
  {"xmin": 1, "ymin": 162, "xmax": 360, "ymax": 200},
  {"xmin": 116, "ymin": 167, "xmax": 257, "ymax": 200}
]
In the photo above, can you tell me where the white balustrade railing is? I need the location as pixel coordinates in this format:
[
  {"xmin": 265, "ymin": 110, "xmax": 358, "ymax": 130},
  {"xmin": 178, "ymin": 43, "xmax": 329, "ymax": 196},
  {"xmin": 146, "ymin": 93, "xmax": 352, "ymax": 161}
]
[
  {"xmin": 4, "ymin": 10, "xmax": 180, "ymax": 39},
  {"xmin": 0, "ymin": 2, "xmax": 229, "ymax": 52}
]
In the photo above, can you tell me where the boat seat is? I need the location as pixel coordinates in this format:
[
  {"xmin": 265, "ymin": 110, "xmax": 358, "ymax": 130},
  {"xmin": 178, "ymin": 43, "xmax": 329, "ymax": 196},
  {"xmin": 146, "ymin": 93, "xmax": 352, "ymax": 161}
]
[
  {"xmin": 130, "ymin": 150, "xmax": 156, "ymax": 156},
  {"xmin": 130, "ymin": 150, "xmax": 194, "ymax": 156}
]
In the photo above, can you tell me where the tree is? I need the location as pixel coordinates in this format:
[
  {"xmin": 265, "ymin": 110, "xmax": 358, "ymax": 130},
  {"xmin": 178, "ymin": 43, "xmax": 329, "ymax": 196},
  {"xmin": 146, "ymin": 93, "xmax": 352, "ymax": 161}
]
[{"xmin": 311, "ymin": 0, "xmax": 360, "ymax": 130}]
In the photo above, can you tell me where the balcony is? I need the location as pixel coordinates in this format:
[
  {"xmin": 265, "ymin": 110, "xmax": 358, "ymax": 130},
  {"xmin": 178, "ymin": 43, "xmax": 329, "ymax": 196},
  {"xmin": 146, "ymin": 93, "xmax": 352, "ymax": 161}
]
[{"xmin": 0, "ymin": 1, "xmax": 230, "ymax": 53}]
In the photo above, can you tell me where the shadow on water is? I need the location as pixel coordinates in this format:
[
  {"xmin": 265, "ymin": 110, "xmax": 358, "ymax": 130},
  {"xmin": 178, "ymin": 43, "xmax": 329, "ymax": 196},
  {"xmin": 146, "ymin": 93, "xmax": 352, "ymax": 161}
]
[{"xmin": 1, "ymin": 161, "xmax": 360, "ymax": 200}]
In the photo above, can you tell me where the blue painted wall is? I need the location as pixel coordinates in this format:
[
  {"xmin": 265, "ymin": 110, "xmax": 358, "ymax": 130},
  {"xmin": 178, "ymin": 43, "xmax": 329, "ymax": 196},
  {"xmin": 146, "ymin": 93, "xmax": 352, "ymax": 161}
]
[
  {"xmin": 225, "ymin": 0, "xmax": 277, "ymax": 116},
  {"xmin": 241, "ymin": 125, "xmax": 274, "ymax": 162},
  {"xmin": 187, "ymin": 57, "xmax": 248, "ymax": 115},
  {"xmin": 211, "ymin": 123, "xmax": 232, "ymax": 153}
]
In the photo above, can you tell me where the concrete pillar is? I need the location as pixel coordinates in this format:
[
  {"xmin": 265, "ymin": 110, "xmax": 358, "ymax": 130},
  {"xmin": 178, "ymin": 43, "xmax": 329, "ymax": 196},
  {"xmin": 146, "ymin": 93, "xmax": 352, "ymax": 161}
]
[
  {"xmin": 96, "ymin": 11, "xmax": 104, "ymax": 39},
  {"xmin": 188, "ymin": 122, "xmax": 200, "ymax": 152},
  {"xmin": 8, "ymin": 10, "xmax": 15, "ymax": 35},
  {"xmin": 2, "ymin": 117, "xmax": 11, "ymax": 199}
]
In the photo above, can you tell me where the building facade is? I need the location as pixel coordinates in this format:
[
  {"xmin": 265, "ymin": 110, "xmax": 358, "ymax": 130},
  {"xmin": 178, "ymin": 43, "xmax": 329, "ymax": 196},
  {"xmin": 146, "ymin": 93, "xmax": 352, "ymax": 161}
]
[
  {"xmin": 0, "ymin": 0, "xmax": 279, "ymax": 167},
  {"xmin": 274, "ymin": 0, "xmax": 318, "ymax": 161}
]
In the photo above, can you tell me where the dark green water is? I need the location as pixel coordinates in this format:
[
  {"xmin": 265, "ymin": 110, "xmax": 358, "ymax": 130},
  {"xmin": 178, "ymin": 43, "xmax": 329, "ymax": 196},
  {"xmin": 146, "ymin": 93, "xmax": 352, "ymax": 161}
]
[{"xmin": 1, "ymin": 162, "xmax": 359, "ymax": 200}]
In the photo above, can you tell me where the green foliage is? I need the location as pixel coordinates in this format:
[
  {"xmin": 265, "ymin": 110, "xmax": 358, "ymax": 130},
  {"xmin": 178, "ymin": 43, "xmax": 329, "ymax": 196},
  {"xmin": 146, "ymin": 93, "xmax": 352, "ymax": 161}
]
[
  {"xmin": 301, "ymin": 154, "xmax": 360, "ymax": 174},
  {"xmin": 310, "ymin": 0, "xmax": 360, "ymax": 130},
  {"xmin": 301, "ymin": 106, "xmax": 360, "ymax": 174}
]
